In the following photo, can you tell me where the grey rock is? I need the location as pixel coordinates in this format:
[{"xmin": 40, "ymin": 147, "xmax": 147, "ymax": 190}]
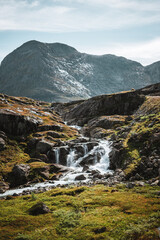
[
  {"xmin": 36, "ymin": 140, "xmax": 54, "ymax": 154},
  {"xmin": 126, "ymin": 182, "xmax": 135, "ymax": 189},
  {"xmin": 8, "ymin": 164, "xmax": 30, "ymax": 187},
  {"xmin": 75, "ymin": 174, "xmax": 86, "ymax": 181},
  {"xmin": 28, "ymin": 202, "xmax": 51, "ymax": 215}
]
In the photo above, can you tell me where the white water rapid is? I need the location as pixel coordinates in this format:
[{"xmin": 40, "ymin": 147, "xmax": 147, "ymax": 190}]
[{"xmin": 0, "ymin": 124, "xmax": 113, "ymax": 197}]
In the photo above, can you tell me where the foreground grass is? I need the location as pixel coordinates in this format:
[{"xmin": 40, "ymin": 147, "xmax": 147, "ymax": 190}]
[{"xmin": 0, "ymin": 185, "xmax": 160, "ymax": 240}]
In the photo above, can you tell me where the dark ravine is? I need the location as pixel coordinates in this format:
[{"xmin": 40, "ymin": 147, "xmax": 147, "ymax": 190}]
[
  {"xmin": 0, "ymin": 83, "xmax": 160, "ymax": 198},
  {"xmin": 0, "ymin": 40, "xmax": 160, "ymax": 102}
]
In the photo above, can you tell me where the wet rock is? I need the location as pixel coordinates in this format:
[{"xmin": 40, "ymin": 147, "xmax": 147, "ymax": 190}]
[
  {"xmin": 0, "ymin": 181, "xmax": 9, "ymax": 193},
  {"xmin": 75, "ymin": 174, "xmax": 86, "ymax": 181},
  {"xmin": 36, "ymin": 140, "xmax": 54, "ymax": 154},
  {"xmin": 0, "ymin": 137, "xmax": 6, "ymax": 151},
  {"xmin": 8, "ymin": 164, "xmax": 30, "ymax": 187},
  {"xmin": 47, "ymin": 146, "xmax": 69, "ymax": 165},
  {"xmin": 82, "ymin": 165, "xmax": 89, "ymax": 172},
  {"xmin": 109, "ymin": 148, "xmax": 121, "ymax": 170},
  {"xmin": 49, "ymin": 164, "xmax": 71, "ymax": 174},
  {"xmin": 28, "ymin": 202, "xmax": 51, "ymax": 215},
  {"xmin": 104, "ymin": 172, "xmax": 113, "ymax": 179},
  {"xmin": 12, "ymin": 193, "xmax": 19, "ymax": 197},
  {"xmin": 79, "ymin": 154, "xmax": 96, "ymax": 166},
  {"xmin": 51, "ymin": 173, "xmax": 63, "ymax": 180}
]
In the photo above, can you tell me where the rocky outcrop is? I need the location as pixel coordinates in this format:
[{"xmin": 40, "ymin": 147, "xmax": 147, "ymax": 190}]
[
  {"xmin": 81, "ymin": 115, "xmax": 128, "ymax": 137},
  {"xmin": 136, "ymin": 82, "xmax": 160, "ymax": 96},
  {"xmin": 0, "ymin": 110, "xmax": 41, "ymax": 135},
  {"xmin": 53, "ymin": 91, "xmax": 145, "ymax": 125},
  {"xmin": 36, "ymin": 140, "xmax": 54, "ymax": 154},
  {"xmin": 109, "ymin": 108, "xmax": 160, "ymax": 181}
]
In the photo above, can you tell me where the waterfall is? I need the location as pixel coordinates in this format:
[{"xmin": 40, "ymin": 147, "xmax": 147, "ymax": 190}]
[
  {"xmin": 0, "ymin": 124, "xmax": 112, "ymax": 198},
  {"xmin": 54, "ymin": 148, "xmax": 60, "ymax": 164},
  {"xmin": 67, "ymin": 149, "xmax": 76, "ymax": 167},
  {"xmin": 83, "ymin": 144, "xmax": 88, "ymax": 155}
]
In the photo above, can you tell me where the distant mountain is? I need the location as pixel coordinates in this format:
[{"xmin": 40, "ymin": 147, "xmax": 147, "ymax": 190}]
[{"xmin": 0, "ymin": 40, "xmax": 159, "ymax": 102}]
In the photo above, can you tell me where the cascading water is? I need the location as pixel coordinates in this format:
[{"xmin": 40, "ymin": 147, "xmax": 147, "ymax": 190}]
[
  {"xmin": 54, "ymin": 148, "xmax": 60, "ymax": 164},
  {"xmin": 67, "ymin": 150, "xmax": 76, "ymax": 167},
  {"xmin": 0, "ymin": 124, "xmax": 112, "ymax": 197}
]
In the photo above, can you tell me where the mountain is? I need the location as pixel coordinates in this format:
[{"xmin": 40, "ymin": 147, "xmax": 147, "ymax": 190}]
[{"xmin": 0, "ymin": 40, "xmax": 160, "ymax": 102}]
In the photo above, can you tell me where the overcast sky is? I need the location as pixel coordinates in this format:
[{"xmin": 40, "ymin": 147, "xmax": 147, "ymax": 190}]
[{"xmin": 0, "ymin": 0, "xmax": 160, "ymax": 65}]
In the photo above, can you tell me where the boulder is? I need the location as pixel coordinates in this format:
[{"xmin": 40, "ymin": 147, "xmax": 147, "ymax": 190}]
[
  {"xmin": 82, "ymin": 165, "xmax": 89, "ymax": 172},
  {"xmin": 8, "ymin": 164, "xmax": 30, "ymax": 187},
  {"xmin": 79, "ymin": 154, "xmax": 97, "ymax": 166},
  {"xmin": 36, "ymin": 140, "xmax": 54, "ymax": 154},
  {"xmin": 75, "ymin": 174, "xmax": 86, "ymax": 181},
  {"xmin": 28, "ymin": 202, "xmax": 51, "ymax": 215}
]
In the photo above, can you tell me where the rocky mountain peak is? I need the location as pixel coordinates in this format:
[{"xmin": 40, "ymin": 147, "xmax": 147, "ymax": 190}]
[{"xmin": 0, "ymin": 41, "xmax": 160, "ymax": 102}]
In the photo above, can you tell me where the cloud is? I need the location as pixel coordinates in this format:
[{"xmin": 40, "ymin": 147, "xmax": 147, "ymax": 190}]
[
  {"xmin": 0, "ymin": 0, "xmax": 160, "ymax": 32},
  {"xmin": 80, "ymin": 38, "xmax": 160, "ymax": 65}
]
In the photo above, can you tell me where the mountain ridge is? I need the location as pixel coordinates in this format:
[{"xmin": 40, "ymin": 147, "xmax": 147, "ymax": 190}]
[{"xmin": 0, "ymin": 40, "xmax": 160, "ymax": 102}]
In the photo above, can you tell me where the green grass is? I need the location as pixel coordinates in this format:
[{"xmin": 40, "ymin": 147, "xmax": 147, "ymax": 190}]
[{"xmin": 0, "ymin": 185, "xmax": 160, "ymax": 240}]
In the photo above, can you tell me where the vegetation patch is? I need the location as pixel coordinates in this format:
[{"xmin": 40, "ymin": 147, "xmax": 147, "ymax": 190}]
[{"xmin": 0, "ymin": 185, "xmax": 160, "ymax": 240}]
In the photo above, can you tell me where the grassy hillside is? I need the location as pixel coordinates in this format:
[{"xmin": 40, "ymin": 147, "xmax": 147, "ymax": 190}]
[{"xmin": 0, "ymin": 185, "xmax": 160, "ymax": 240}]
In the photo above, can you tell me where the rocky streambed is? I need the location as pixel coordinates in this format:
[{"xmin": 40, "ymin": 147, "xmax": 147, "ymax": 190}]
[{"xmin": 0, "ymin": 124, "xmax": 116, "ymax": 198}]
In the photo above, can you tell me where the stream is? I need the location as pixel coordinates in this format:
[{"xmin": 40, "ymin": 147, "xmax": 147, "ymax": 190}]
[{"xmin": 0, "ymin": 124, "xmax": 113, "ymax": 197}]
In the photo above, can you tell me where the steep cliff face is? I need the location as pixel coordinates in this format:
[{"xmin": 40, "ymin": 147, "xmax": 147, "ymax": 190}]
[{"xmin": 0, "ymin": 40, "xmax": 159, "ymax": 102}]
